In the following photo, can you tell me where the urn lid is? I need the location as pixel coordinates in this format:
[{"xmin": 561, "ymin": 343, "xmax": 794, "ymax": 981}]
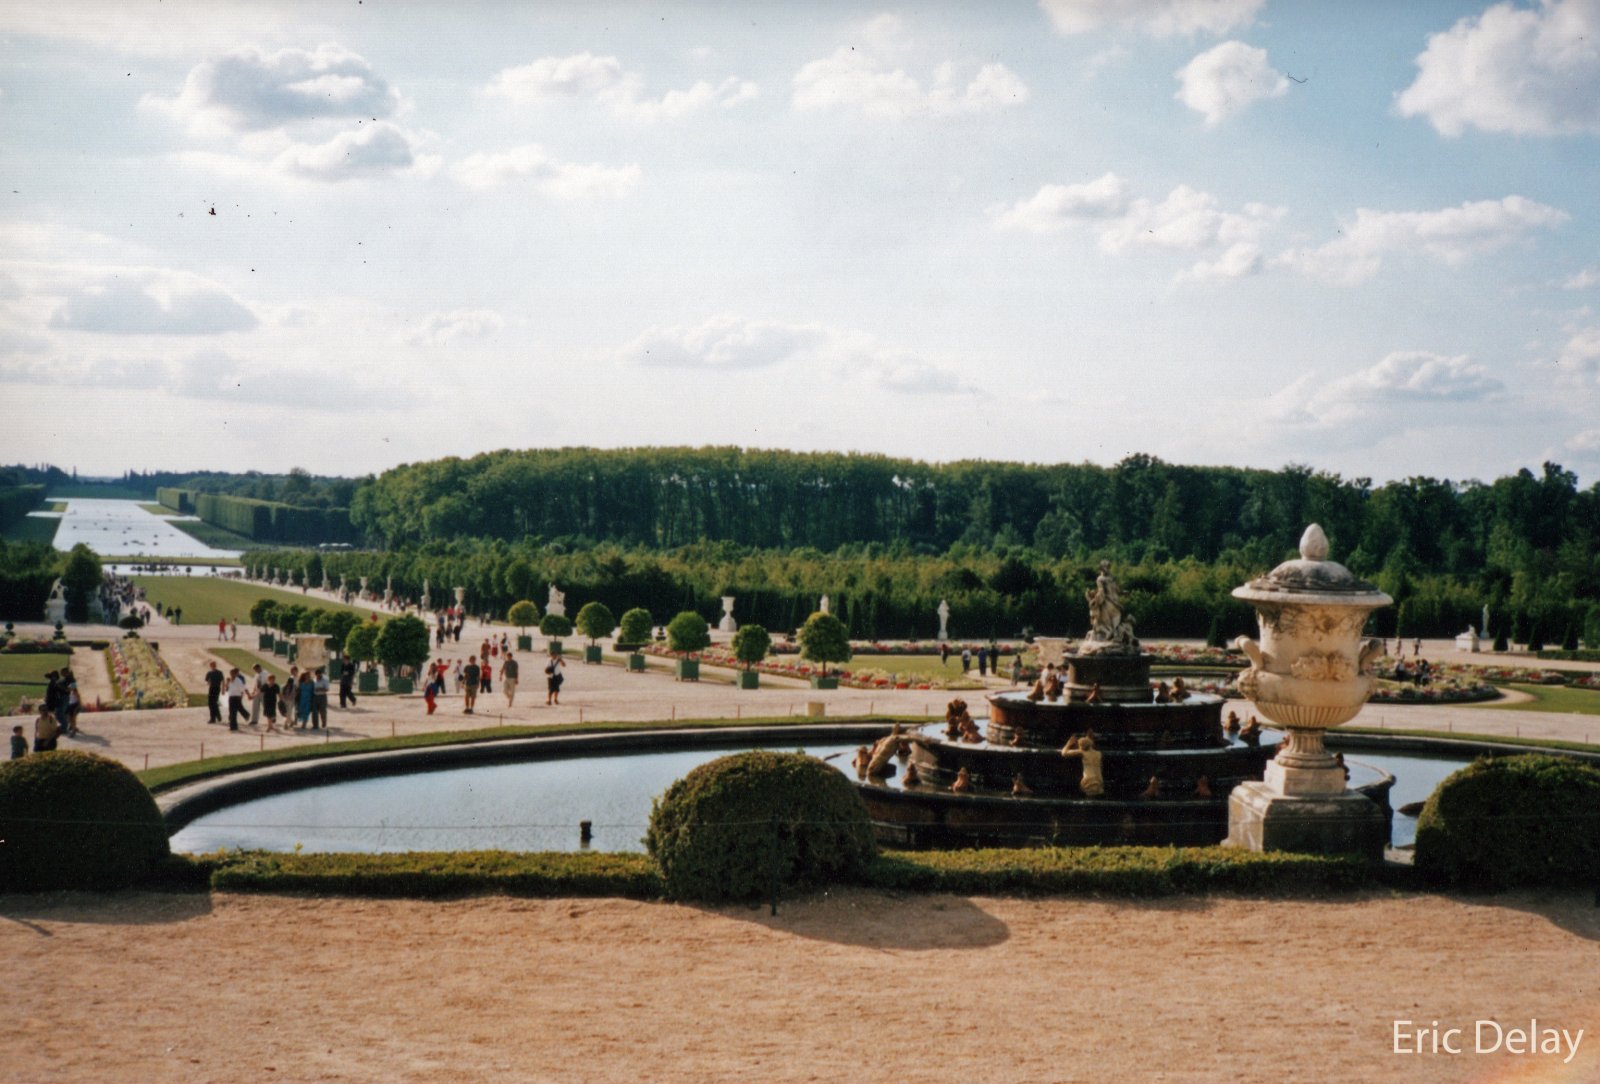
[{"xmin": 1232, "ymin": 524, "xmax": 1393, "ymax": 605}]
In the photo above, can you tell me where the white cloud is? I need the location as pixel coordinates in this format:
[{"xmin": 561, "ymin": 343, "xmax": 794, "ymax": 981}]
[
  {"xmin": 1264, "ymin": 351, "xmax": 1504, "ymax": 436},
  {"xmin": 1344, "ymin": 351, "xmax": 1505, "ymax": 402},
  {"xmin": 1040, "ymin": 0, "xmax": 1265, "ymax": 37},
  {"xmin": 1276, "ymin": 196, "xmax": 1567, "ymax": 283},
  {"xmin": 450, "ymin": 145, "xmax": 640, "ymax": 199},
  {"xmin": 403, "ymin": 309, "xmax": 507, "ymax": 346},
  {"xmin": 1564, "ymin": 267, "xmax": 1600, "ymax": 289},
  {"xmin": 486, "ymin": 52, "xmax": 758, "ymax": 122},
  {"xmin": 272, "ymin": 122, "xmax": 436, "ymax": 181},
  {"xmin": 1568, "ymin": 428, "xmax": 1600, "ymax": 452},
  {"xmin": 617, "ymin": 313, "xmax": 977, "ymax": 394},
  {"xmin": 47, "ymin": 271, "xmax": 257, "ymax": 336},
  {"xmin": 1098, "ymin": 185, "xmax": 1283, "ymax": 253},
  {"xmin": 1174, "ymin": 40, "xmax": 1288, "ymax": 124},
  {"xmin": 145, "ymin": 43, "xmax": 402, "ymax": 136},
  {"xmin": 1397, "ymin": 0, "xmax": 1600, "ymax": 137},
  {"xmin": 1177, "ymin": 242, "xmax": 1263, "ymax": 281},
  {"xmin": 989, "ymin": 173, "xmax": 1130, "ymax": 233},
  {"xmin": 793, "ymin": 15, "xmax": 1028, "ymax": 120},
  {"xmin": 1558, "ymin": 326, "xmax": 1600, "ymax": 374}
]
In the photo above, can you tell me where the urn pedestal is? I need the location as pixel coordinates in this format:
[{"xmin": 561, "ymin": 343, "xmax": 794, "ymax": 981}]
[{"xmin": 1227, "ymin": 525, "xmax": 1392, "ymax": 859}]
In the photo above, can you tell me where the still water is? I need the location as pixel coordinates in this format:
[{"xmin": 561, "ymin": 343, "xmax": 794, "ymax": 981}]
[
  {"xmin": 43, "ymin": 497, "xmax": 242, "ymax": 560},
  {"xmin": 169, "ymin": 741, "xmax": 1468, "ymax": 855}
]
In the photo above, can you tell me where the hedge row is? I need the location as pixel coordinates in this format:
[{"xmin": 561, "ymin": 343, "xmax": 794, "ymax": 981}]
[
  {"xmin": 149, "ymin": 845, "xmax": 1377, "ymax": 899},
  {"xmin": 0, "ymin": 484, "xmax": 46, "ymax": 529},
  {"xmin": 160, "ymin": 487, "xmax": 356, "ymax": 544}
]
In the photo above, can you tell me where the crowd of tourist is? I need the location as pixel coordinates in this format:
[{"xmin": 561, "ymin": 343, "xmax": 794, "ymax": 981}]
[{"xmin": 203, "ymin": 661, "xmax": 332, "ymax": 732}]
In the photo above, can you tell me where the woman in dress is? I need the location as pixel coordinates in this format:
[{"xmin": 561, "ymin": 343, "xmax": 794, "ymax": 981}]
[{"xmin": 296, "ymin": 670, "xmax": 315, "ymax": 728}]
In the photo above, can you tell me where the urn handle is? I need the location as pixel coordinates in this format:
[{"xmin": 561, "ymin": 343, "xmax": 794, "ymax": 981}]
[{"xmin": 1233, "ymin": 635, "xmax": 1264, "ymax": 670}]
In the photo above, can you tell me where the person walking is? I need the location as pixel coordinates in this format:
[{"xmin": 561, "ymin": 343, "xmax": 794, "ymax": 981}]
[
  {"xmin": 424, "ymin": 669, "xmax": 438, "ymax": 715},
  {"xmin": 204, "ymin": 662, "xmax": 224, "ymax": 723},
  {"xmin": 218, "ymin": 618, "xmax": 228, "ymax": 642},
  {"xmin": 961, "ymin": 647, "xmax": 972, "ymax": 674},
  {"xmin": 312, "ymin": 668, "xmax": 330, "ymax": 729},
  {"xmin": 296, "ymin": 670, "xmax": 315, "ymax": 728},
  {"xmin": 249, "ymin": 664, "xmax": 265, "ymax": 727},
  {"xmin": 226, "ymin": 668, "xmax": 248, "ymax": 730},
  {"xmin": 977, "ymin": 649, "xmax": 988, "ymax": 678},
  {"xmin": 261, "ymin": 675, "xmax": 281, "ymax": 732},
  {"xmin": 339, "ymin": 662, "xmax": 356, "ymax": 708},
  {"xmin": 10, "ymin": 724, "xmax": 27, "ymax": 759},
  {"xmin": 544, "ymin": 653, "xmax": 566, "ymax": 705},
  {"xmin": 63, "ymin": 675, "xmax": 81, "ymax": 736},
  {"xmin": 502, "ymin": 652, "xmax": 519, "ymax": 707},
  {"xmin": 462, "ymin": 655, "xmax": 481, "ymax": 714}
]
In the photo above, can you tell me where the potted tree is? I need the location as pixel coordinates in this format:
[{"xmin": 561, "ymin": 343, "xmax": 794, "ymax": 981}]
[
  {"xmin": 376, "ymin": 614, "xmax": 430, "ymax": 693},
  {"xmin": 798, "ymin": 611, "xmax": 850, "ymax": 689},
  {"xmin": 249, "ymin": 599, "xmax": 279, "ymax": 650},
  {"xmin": 731, "ymin": 623, "xmax": 771, "ymax": 689},
  {"xmin": 618, "ymin": 607, "xmax": 652, "ymax": 672},
  {"xmin": 274, "ymin": 607, "xmax": 298, "ymax": 657},
  {"xmin": 316, "ymin": 609, "xmax": 362, "ymax": 681},
  {"xmin": 345, "ymin": 622, "xmax": 381, "ymax": 694},
  {"xmin": 575, "ymin": 601, "xmax": 616, "ymax": 664},
  {"xmin": 667, "ymin": 611, "xmax": 709, "ymax": 681},
  {"xmin": 508, "ymin": 599, "xmax": 540, "ymax": 652},
  {"xmin": 540, "ymin": 612, "xmax": 573, "ymax": 655}
]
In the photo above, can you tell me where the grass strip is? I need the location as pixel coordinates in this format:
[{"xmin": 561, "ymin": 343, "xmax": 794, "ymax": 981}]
[
  {"xmin": 137, "ymin": 715, "xmax": 923, "ymax": 793},
  {"xmin": 1341, "ymin": 726, "xmax": 1600, "ymax": 753},
  {"xmin": 154, "ymin": 844, "xmax": 1377, "ymax": 900},
  {"xmin": 209, "ymin": 646, "xmax": 287, "ymax": 680}
]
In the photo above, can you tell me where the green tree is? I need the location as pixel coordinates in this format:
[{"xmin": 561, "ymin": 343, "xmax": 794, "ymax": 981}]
[
  {"xmin": 666, "ymin": 611, "xmax": 710, "ymax": 654},
  {"xmin": 508, "ymin": 599, "xmax": 540, "ymax": 633},
  {"xmin": 504, "ymin": 559, "xmax": 536, "ymax": 603},
  {"xmin": 798, "ymin": 611, "xmax": 851, "ymax": 674},
  {"xmin": 60, "ymin": 543, "xmax": 101, "ymax": 622},
  {"xmin": 316, "ymin": 610, "xmax": 363, "ymax": 657},
  {"xmin": 376, "ymin": 614, "xmax": 430, "ymax": 675},
  {"xmin": 618, "ymin": 607, "xmax": 653, "ymax": 646},
  {"xmin": 730, "ymin": 623, "xmax": 771, "ymax": 670},
  {"xmin": 344, "ymin": 622, "xmax": 379, "ymax": 669},
  {"xmin": 539, "ymin": 613, "xmax": 573, "ymax": 639},
  {"xmin": 248, "ymin": 598, "xmax": 279, "ymax": 628},
  {"xmin": 575, "ymin": 601, "xmax": 616, "ymax": 644}
]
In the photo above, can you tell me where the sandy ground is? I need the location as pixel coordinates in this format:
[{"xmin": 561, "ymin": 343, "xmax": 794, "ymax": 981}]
[{"xmin": 4, "ymin": 888, "xmax": 1599, "ymax": 1083}]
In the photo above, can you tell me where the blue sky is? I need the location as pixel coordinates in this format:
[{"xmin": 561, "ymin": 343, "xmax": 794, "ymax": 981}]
[{"xmin": 3, "ymin": 0, "xmax": 1599, "ymax": 484}]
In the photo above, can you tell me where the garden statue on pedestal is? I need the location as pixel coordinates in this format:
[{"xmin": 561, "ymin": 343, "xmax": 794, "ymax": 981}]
[
  {"xmin": 546, "ymin": 584, "xmax": 566, "ymax": 618},
  {"xmin": 1080, "ymin": 560, "xmax": 1139, "ymax": 655},
  {"xmin": 718, "ymin": 596, "xmax": 737, "ymax": 633},
  {"xmin": 421, "ymin": 579, "xmax": 432, "ymax": 611},
  {"xmin": 937, "ymin": 599, "xmax": 950, "ymax": 640},
  {"xmin": 44, "ymin": 579, "xmax": 66, "ymax": 625}
]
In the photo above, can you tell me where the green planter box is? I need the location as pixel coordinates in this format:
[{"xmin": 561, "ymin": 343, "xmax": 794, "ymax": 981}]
[
  {"xmin": 273, "ymin": 641, "xmax": 289, "ymax": 657},
  {"xmin": 584, "ymin": 645, "xmax": 603, "ymax": 664},
  {"xmin": 548, "ymin": 640, "xmax": 564, "ymax": 656},
  {"xmin": 627, "ymin": 653, "xmax": 646, "ymax": 672},
  {"xmin": 517, "ymin": 634, "xmax": 533, "ymax": 651},
  {"xmin": 676, "ymin": 658, "xmax": 700, "ymax": 682},
  {"xmin": 258, "ymin": 633, "xmax": 274, "ymax": 650},
  {"xmin": 809, "ymin": 675, "xmax": 839, "ymax": 690},
  {"xmin": 288, "ymin": 645, "xmax": 298, "ymax": 663},
  {"xmin": 358, "ymin": 671, "xmax": 380, "ymax": 694},
  {"xmin": 328, "ymin": 658, "xmax": 343, "ymax": 681},
  {"xmin": 738, "ymin": 670, "xmax": 760, "ymax": 690},
  {"xmin": 387, "ymin": 675, "xmax": 414, "ymax": 694}
]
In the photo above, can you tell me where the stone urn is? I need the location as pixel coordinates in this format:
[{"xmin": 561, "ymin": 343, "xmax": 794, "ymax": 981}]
[{"xmin": 1232, "ymin": 524, "xmax": 1390, "ymax": 796}]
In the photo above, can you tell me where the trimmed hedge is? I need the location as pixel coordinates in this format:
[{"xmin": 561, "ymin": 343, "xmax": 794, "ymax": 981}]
[
  {"xmin": 1414, "ymin": 754, "xmax": 1600, "ymax": 889},
  {"xmin": 208, "ymin": 850, "xmax": 661, "ymax": 898},
  {"xmin": 163, "ymin": 487, "xmax": 355, "ymax": 544},
  {"xmin": 646, "ymin": 751, "xmax": 877, "ymax": 902},
  {"xmin": 0, "ymin": 751, "xmax": 170, "ymax": 891},
  {"xmin": 146, "ymin": 845, "xmax": 1377, "ymax": 899}
]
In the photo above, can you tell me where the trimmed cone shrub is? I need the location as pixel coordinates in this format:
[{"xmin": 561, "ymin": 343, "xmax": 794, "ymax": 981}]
[
  {"xmin": 646, "ymin": 751, "xmax": 877, "ymax": 902},
  {"xmin": 1414, "ymin": 754, "xmax": 1600, "ymax": 889},
  {"xmin": 0, "ymin": 750, "xmax": 170, "ymax": 891}
]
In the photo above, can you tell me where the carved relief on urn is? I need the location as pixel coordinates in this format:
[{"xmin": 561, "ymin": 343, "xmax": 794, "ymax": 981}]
[{"xmin": 1232, "ymin": 525, "xmax": 1390, "ymax": 795}]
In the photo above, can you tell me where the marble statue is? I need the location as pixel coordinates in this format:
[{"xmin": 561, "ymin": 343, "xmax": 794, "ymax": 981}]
[
  {"xmin": 1059, "ymin": 734, "xmax": 1104, "ymax": 797},
  {"xmin": 546, "ymin": 584, "xmax": 566, "ymax": 618},
  {"xmin": 1084, "ymin": 560, "xmax": 1138, "ymax": 651},
  {"xmin": 937, "ymin": 599, "xmax": 950, "ymax": 640},
  {"xmin": 819, "ymin": 594, "xmax": 830, "ymax": 615},
  {"xmin": 718, "ymin": 596, "xmax": 737, "ymax": 633}
]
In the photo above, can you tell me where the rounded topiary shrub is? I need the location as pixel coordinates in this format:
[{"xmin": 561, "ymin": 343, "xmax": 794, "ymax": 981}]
[
  {"xmin": 1414, "ymin": 754, "xmax": 1600, "ymax": 889},
  {"xmin": 0, "ymin": 750, "xmax": 170, "ymax": 891},
  {"xmin": 646, "ymin": 751, "xmax": 877, "ymax": 902}
]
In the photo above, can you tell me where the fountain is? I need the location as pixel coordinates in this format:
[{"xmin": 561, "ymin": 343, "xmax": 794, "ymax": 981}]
[{"xmin": 856, "ymin": 561, "xmax": 1394, "ymax": 848}]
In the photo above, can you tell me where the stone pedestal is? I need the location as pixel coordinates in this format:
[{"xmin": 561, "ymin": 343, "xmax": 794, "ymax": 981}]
[
  {"xmin": 718, "ymin": 596, "xmax": 737, "ymax": 633},
  {"xmin": 1227, "ymin": 781, "xmax": 1388, "ymax": 861}
]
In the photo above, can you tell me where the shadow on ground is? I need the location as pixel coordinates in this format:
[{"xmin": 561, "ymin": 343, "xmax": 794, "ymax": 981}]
[
  {"xmin": 704, "ymin": 887, "xmax": 1010, "ymax": 950},
  {"xmin": 0, "ymin": 890, "xmax": 213, "ymax": 931}
]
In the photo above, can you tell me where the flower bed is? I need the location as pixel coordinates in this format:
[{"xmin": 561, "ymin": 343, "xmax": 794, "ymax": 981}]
[
  {"xmin": 105, "ymin": 639, "xmax": 187, "ymax": 709},
  {"xmin": 641, "ymin": 643, "xmax": 981, "ymax": 690},
  {"xmin": 1473, "ymin": 665, "xmax": 1569, "ymax": 685},
  {"xmin": 0, "ymin": 637, "xmax": 73, "ymax": 655}
]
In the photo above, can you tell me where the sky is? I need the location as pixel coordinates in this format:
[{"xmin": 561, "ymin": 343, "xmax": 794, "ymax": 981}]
[{"xmin": 2, "ymin": 0, "xmax": 1600, "ymax": 485}]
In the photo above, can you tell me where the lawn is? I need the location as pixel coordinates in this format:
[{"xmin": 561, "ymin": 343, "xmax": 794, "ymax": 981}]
[
  {"xmin": 0, "ymin": 514, "xmax": 61, "ymax": 546},
  {"xmin": 838, "ymin": 653, "xmax": 1017, "ymax": 679},
  {"xmin": 0, "ymin": 654, "xmax": 69, "ymax": 683},
  {"xmin": 210, "ymin": 646, "xmax": 288, "ymax": 680},
  {"xmin": 0, "ymin": 683, "xmax": 45, "ymax": 714},
  {"xmin": 1465, "ymin": 682, "xmax": 1600, "ymax": 716},
  {"xmin": 164, "ymin": 517, "xmax": 267, "ymax": 551},
  {"xmin": 131, "ymin": 577, "xmax": 374, "ymax": 628}
]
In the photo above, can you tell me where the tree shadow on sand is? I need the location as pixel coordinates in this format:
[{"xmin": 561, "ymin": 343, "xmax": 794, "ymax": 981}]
[
  {"xmin": 700, "ymin": 887, "xmax": 1010, "ymax": 950},
  {"xmin": 0, "ymin": 890, "xmax": 214, "ymax": 932}
]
